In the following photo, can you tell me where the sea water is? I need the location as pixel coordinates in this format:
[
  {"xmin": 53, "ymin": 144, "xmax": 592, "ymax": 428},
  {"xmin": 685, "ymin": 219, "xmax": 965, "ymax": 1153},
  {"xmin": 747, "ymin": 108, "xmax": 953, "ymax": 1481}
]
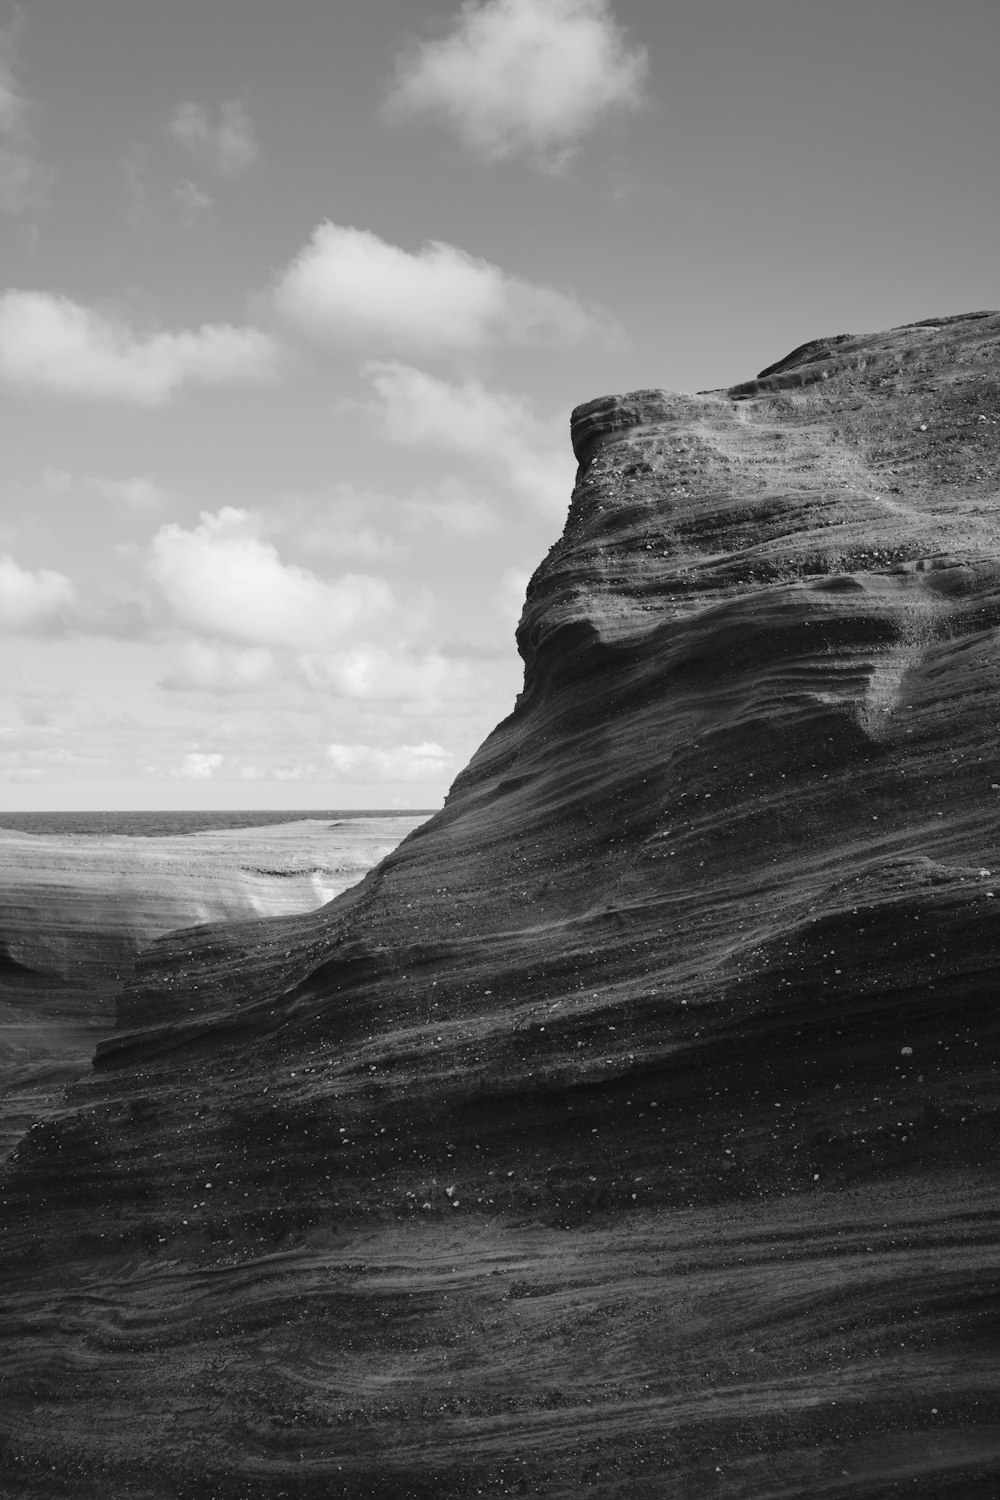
[{"xmin": 0, "ymin": 809, "xmax": 437, "ymax": 838}]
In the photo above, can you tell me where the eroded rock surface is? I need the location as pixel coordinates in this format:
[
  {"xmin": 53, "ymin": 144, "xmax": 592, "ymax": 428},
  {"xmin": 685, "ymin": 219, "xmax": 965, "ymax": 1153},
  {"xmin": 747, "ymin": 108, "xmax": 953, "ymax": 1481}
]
[
  {"xmin": 2, "ymin": 314, "xmax": 1000, "ymax": 1498},
  {"xmin": 0, "ymin": 817, "xmax": 425, "ymax": 1158}
]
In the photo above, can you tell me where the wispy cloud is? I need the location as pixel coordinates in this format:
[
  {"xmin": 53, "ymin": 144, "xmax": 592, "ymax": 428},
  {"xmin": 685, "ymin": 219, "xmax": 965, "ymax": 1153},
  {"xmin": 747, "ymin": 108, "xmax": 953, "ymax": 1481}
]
[
  {"xmin": 497, "ymin": 565, "xmax": 532, "ymax": 627},
  {"xmin": 402, "ymin": 483, "xmax": 500, "ymax": 538},
  {"xmin": 39, "ymin": 468, "xmax": 169, "ymax": 509},
  {"xmin": 0, "ymin": 552, "xmax": 75, "ymax": 634},
  {"xmin": 87, "ymin": 475, "xmax": 169, "ymax": 510},
  {"xmin": 173, "ymin": 177, "xmax": 213, "ymax": 225},
  {"xmin": 168, "ymin": 99, "xmax": 258, "ymax": 176},
  {"xmin": 300, "ymin": 646, "xmax": 469, "ymax": 703},
  {"xmin": 0, "ymin": 12, "xmax": 46, "ymax": 212},
  {"xmin": 0, "ymin": 291, "xmax": 277, "ymax": 403},
  {"xmin": 385, "ymin": 0, "xmax": 647, "ymax": 168},
  {"xmin": 361, "ymin": 361, "xmax": 573, "ymax": 516},
  {"xmin": 160, "ymin": 642, "xmax": 277, "ymax": 694},
  {"xmin": 274, "ymin": 221, "xmax": 615, "ymax": 358},
  {"xmin": 327, "ymin": 740, "xmax": 454, "ymax": 784}
]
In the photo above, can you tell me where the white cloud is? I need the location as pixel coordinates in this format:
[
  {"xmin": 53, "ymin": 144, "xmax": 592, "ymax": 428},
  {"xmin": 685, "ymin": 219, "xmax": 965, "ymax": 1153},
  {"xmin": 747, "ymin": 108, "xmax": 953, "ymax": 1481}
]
[
  {"xmin": 38, "ymin": 468, "xmax": 169, "ymax": 509},
  {"xmin": 263, "ymin": 486, "xmax": 405, "ymax": 563},
  {"xmin": 0, "ymin": 22, "xmax": 45, "ymax": 212},
  {"xmin": 0, "ymin": 552, "xmax": 75, "ymax": 634},
  {"xmin": 402, "ymin": 485, "xmax": 499, "ymax": 537},
  {"xmin": 0, "ymin": 41, "xmax": 23, "ymax": 136},
  {"xmin": 274, "ymin": 221, "xmax": 612, "ymax": 357},
  {"xmin": 327, "ymin": 740, "xmax": 454, "ymax": 783},
  {"xmin": 362, "ymin": 361, "xmax": 573, "ymax": 516},
  {"xmin": 169, "ymin": 99, "xmax": 258, "ymax": 176},
  {"xmin": 300, "ymin": 645, "xmax": 468, "ymax": 702},
  {"xmin": 175, "ymin": 750, "xmax": 224, "ymax": 779},
  {"xmin": 279, "ymin": 518, "xmax": 392, "ymax": 563},
  {"xmin": 0, "ymin": 131, "xmax": 38, "ymax": 212},
  {"xmin": 148, "ymin": 507, "xmax": 394, "ymax": 650},
  {"xmin": 39, "ymin": 466, "xmax": 72, "ymax": 495},
  {"xmin": 366, "ymin": 359, "xmax": 536, "ymax": 447},
  {"xmin": 273, "ymin": 763, "xmax": 314, "ymax": 782},
  {"xmin": 0, "ymin": 291, "xmax": 277, "ymax": 404},
  {"xmin": 89, "ymin": 476, "xmax": 169, "ymax": 510},
  {"xmin": 498, "ymin": 565, "xmax": 531, "ymax": 626},
  {"xmin": 0, "ymin": 765, "xmax": 42, "ymax": 782},
  {"xmin": 160, "ymin": 641, "xmax": 277, "ymax": 693},
  {"xmin": 386, "ymin": 0, "xmax": 648, "ymax": 166}
]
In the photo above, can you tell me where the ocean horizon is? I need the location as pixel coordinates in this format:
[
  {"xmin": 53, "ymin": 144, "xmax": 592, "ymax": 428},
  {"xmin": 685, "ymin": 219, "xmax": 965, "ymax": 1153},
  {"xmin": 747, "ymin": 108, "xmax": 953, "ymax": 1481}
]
[{"xmin": 0, "ymin": 808, "xmax": 439, "ymax": 839}]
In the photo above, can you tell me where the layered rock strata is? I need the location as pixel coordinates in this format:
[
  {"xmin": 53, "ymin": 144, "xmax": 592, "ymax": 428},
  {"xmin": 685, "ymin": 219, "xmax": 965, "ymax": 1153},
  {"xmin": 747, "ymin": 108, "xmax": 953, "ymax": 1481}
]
[
  {"xmin": 2, "ymin": 314, "xmax": 1000, "ymax": 1499},
  {"xmin": 0, "ymin": 817, "xmax": 424, "ymax": 1157}
]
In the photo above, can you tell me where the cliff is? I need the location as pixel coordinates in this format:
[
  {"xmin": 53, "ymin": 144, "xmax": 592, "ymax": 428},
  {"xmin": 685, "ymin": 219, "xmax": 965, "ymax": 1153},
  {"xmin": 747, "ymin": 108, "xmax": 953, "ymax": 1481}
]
[{"xmin": 2, "ymin": 313, "xmax": 999, "ymax": 1499}]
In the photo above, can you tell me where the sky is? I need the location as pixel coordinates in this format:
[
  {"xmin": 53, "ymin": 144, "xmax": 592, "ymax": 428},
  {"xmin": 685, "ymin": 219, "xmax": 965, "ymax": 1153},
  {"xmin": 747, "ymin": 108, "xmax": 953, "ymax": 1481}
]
[{"xmin": 1, "ymin": 0, "xmax": 998, "ymax": 811}]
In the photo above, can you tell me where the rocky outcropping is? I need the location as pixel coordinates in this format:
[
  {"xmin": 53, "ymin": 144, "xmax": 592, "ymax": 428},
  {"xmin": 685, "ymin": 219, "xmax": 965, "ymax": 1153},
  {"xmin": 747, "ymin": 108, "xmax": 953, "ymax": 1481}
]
[{"xmin": 2, "ymin": 314, "xmax": 999, "ymax": 1499}]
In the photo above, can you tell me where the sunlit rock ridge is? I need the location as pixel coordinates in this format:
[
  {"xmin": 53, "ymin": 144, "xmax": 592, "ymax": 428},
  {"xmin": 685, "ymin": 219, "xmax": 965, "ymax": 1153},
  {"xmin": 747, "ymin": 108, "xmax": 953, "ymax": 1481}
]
[{"xmin": 2, "ymin": 312, "xmax": 999, "ymax": 1499}]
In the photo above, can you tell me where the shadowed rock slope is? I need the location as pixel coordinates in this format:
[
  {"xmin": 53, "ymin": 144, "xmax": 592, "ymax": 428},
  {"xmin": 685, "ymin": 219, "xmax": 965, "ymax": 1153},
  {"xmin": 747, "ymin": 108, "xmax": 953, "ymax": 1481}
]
[
  {"xmin": 2, "ymin": 312, "xmax": 1000, "ymax": 1499},
  {"xmin": 0, "ymin": 818, "xmax": 425, "ymax": 1161}
]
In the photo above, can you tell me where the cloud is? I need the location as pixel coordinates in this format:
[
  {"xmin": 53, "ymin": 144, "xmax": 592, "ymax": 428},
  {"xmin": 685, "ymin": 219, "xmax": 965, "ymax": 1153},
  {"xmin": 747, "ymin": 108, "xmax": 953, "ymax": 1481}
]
[
  {"xmin": 0, "ymin": 291, "xmax": 277, "ymax": 403},
  {"xmin": 274, "ymin": 221, "xmax": 613, "ymax": 357},
  {"xmin": 327, "ymin": 740, "xmax": 454, "ymax": 784},
  {"xmin": 362, "ymin": 361, "xmax": 573, "ymax": 515},
  {"xmin": 148, "ymin": 507, "xmax": 394, "ymax": 650},
  {"xmin": 0, "ymin": 35, "xmax": 23, "ymax": 136},
  {"xmin": 0, "ymin": 552, "xmax": 75, "ymax": 634},
  {"xmin": 174, "ymin": 178, "xmax": 213, "ymax": 225},
  {"xmin": 0, "ymin": 18, "xmax": 45, "ymax": 212},
  {"xmin": 90, "ymin": 476, "xmax": 169, "ymax": 510},
  {"xmin": 160, "ymin": 642, "xmax": 277, "ymax": 693},
  {"xmin": 0, "ymin": 538, "xmax": 153, "ymax": 640},
  {"xmin": 385, "ymin": 0, "xmax": 647, "ymax": 166},
  {"xmin": 175, "ymin": 750, "xmax": 224, "ymax": 779},
  {"xmin": 234, "ymin": 761, "xmax": 325, "ymax": 783},
  {"xmin": 39, "ymin": 466, "xmax": 72, "ymax": 495},
  {"xmin": 38, "ymin": 468, "xmax": 170, "ymax": 509},
  {"xmin": 300, "ymin": 645, "xmax": 468, "ymax": 702},
  {"xmin": 169, "ymin": 99, "xmax": 258, "ymax": 175},
  {"xmin": 497, "ymin": 565, "xmax": 531, "ymax": 626},
  {"xmin": 262, "ymin": 485, "xmax": 406, "ymax": 563},
  {"xmin": 402, "ymin": 485, "xmax": 499, "ymax": 537},
  {"xmin": 121, "ymin": 145, "xmax": 149, "ymax": 228}
]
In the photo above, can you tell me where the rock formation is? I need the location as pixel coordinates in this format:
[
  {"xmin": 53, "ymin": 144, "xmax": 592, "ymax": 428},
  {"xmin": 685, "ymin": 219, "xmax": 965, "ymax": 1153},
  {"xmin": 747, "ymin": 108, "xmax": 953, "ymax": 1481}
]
[
  {"xmin": 0, "ymin": 816, "xmax": 424, "ymax": 1158},
  {"xmin": 2, "ymin": 313, "xmax": 999, "ymax": 1498}
]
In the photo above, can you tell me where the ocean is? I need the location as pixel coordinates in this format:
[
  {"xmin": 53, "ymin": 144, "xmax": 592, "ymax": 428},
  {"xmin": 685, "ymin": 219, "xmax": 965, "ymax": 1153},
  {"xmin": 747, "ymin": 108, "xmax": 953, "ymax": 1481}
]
[{"xmin": 0, "ymin": 809, "xmax": 438, "ymax": 839}]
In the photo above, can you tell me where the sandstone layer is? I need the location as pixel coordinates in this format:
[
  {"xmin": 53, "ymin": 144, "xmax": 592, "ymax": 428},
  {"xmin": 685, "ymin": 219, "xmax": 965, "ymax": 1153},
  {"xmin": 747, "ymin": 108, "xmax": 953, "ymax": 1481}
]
[
  {"xmin": 2, "ymin": 314, "xmax": 1000, "ymax": 1498},
  {"xmin": 0, "ymin": 817, "xmax": 425, "ymax": 1159}
]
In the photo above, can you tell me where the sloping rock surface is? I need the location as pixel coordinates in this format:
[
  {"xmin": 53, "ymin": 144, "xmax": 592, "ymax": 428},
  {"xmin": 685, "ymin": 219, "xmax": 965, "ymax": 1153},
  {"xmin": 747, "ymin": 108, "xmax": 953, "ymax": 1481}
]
[
  {"xmin": 2, "ymin": 314, "xmax": 1000, "ymax": 1498},
  {"xmin": 0, "ymin": 817, "xmax": 424, "ymax": 1158}
]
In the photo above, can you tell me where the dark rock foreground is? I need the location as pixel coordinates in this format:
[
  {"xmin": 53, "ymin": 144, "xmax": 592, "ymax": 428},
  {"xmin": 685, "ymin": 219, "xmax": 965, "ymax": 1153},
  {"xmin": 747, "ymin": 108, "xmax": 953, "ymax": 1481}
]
[{"xmin": 2, "ymin": 313, "xmax": 1000, "ymax": 1498}]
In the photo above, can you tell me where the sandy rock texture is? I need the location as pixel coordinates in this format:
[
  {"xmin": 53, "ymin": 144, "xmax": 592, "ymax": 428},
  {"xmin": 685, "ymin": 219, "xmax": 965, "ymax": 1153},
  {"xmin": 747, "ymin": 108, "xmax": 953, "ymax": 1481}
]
[
  {"xmin": 0, "ymin": 817, "xmax": 425, "ymax": 1158},
  {"xmin": 2, "ymin": 313, "xmax": 1000, "ymax": 1497}
]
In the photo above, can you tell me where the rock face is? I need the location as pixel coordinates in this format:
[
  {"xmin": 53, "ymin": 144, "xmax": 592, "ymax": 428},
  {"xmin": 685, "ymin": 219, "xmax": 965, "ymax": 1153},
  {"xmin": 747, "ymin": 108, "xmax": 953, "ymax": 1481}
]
[
  {"xmin": 2, "ymin": 314, "xmax": 1000, "ymax": 1498},
  {"xmin": 0, "ymin": 817, "xmax": 425, "ymax": 1157}
]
